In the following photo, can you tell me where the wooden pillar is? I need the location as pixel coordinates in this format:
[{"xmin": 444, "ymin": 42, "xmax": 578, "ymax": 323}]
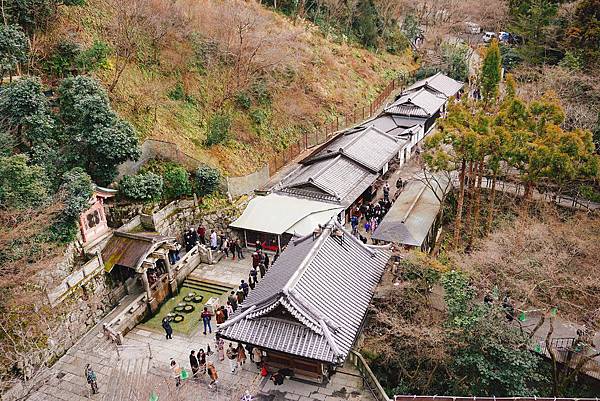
[
  {"xmin": 277, "ymin": 235, "xmax": 281, "ymax": 252},
  {"xmin": 244, "ymin": 230, "xmax": 248, "ymax": 248},
  {"xmin": 162, "ymin": 253, "xmax": 177, "ymax": 294},
  {"xmin": 140, "ymin": 271, "xmax": 156, "ymax": 312}
]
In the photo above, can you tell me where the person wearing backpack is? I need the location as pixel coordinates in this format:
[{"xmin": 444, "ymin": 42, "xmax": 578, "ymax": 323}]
[{"xmin": 226, "ymin": 342, "xmax": 238, "ymax": 373}]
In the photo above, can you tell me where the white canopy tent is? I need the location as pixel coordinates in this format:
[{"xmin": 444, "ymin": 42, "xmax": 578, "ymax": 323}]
[{"xmin": 230, "ymin": 193, "xmax": 344, "ymax": 245}]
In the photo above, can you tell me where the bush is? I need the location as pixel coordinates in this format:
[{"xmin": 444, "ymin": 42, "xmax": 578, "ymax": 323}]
[
  {"xmin": 45, "ymin": 39, "xmax": 81, "ymax": 77},
  {"xmin": 119, "ymin": 172, "xmax": 163, "ymax": 202},
  {"xmin": 204, "ymin": 113, "xmax": 231, "ymax": 147},
  {"xmin": 235, "ymin": 92, "xmax": 252, "ymax": 110},
  {"xmin": 250, "ymin": 108, "xmax": 268, "ymax": 126},
  {"xmin": 442, "ymin": 42, "xmax": 470, "ymax": 82},
  {"xmin": 163, "ymin": 165, "xmax": 192, "ymax": 200},
  {"xmin": 195, "ymin": 165, "xmax": 220, "ymax": 196},
  {"xmin": 49, "ymin": 167, "xmax": 93, "ymax": 242},
  {"xmin": 77, "ymin": 40, "xmax": 111, "ymax": 72},
  {"xmin": 384, "ymin": 28, "xmax": 411, "ymax": 55},
  {"xmin": 0, "ymin": 154, "xmax": 49, "ymax": 210},
  {"xmin": 0, "ymin": 24, "xmax": 29, "ymax": 80},
  {"xmin": 168, "ymin": 82, "xmax": 186, "ymax": 101}
]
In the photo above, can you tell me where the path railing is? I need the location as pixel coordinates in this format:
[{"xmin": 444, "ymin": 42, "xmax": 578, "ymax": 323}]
[
  {"xmin": 348, "ymin": 350, "xmax": 392, "ymax": 401},
  {"xmin": 267, "ymin": 75, "xmax": 408, "ymax": 176}
]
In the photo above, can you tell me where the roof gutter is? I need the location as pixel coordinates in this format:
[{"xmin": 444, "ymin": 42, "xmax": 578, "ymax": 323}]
[{"xmin": 217, "ymin": 304, "xmax": 257, "ymax": 330}]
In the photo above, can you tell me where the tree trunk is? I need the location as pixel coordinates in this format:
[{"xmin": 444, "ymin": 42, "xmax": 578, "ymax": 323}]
[
  {"xmin": 453, "ymin": 159, "xmax": 466, "ymax": 248},
  {"xmin": 485, "ymin": 171, "xmax": 497, "ymax": 233},
  {"xmin": 464, "ymin": 161, "xmax": 475, "ymax": 245},
  {"xmin": 469, "ymin": 160, "xmax": 484, "ymax": 246}
]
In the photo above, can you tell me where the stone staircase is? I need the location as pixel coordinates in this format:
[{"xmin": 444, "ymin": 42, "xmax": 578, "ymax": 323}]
[{"xmin": 101, "ymin": 352, "xmax": 152, "ymax": 401}]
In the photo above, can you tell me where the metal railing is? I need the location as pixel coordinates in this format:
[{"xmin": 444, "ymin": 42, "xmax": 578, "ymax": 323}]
[
  {"xmin": 267, "ymin": 75, "xmax": 409, "ymax": 176},
  {"xmin": 348, "ymin": 350, "xmax": 392, "ymax": 401}
]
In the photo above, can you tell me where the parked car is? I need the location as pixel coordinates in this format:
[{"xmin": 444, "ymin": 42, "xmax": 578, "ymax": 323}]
[
  {"xmin": 482, "ymin": 31, "xmax": 497, "ymax": 43},
  {"xmin": 499, "ymin": 31, "xmax": 511, "ymax": 42}
]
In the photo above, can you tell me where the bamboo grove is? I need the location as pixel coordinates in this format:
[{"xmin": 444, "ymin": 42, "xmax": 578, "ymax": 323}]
[{"xmin": 424, "ymin": 40, "xmax": 600, "ymax": 250}]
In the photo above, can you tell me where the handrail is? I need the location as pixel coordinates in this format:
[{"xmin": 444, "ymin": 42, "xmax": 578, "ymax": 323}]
[{"xmin": 349, "ymin": 350, "xmax": 392, "ymax": 401}]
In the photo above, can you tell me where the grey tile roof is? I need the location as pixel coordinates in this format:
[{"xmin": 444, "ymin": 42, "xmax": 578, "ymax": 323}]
[
  {"xmin": 372, "ymin": 175, "xmax": 449, "ymax": 246},
  {"xmin": 278, "ymin": 156, "xmax": 378, "ymax": 205},
  {"xmin": 385, "ymin": 88, "xmax": 447, "ymax": 117},
  {"xmin": 218, "ymin": 221, "xmax": 391, "ymax": 364},
  {"xmin": 305, "ymin": 126, "xmax": 403, "ymax": 172},
  {"xmin": 404, "ymin": 72, "xmax": 464, "ymax": 98},
  {"xmin": 369, "ymin": 114, "xmax": 426, "ymax": 137}
]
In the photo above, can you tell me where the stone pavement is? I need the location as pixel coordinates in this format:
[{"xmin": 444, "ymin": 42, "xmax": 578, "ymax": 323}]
[{"xmin": 22, "ymin": 257, "xmax": 375, "ymax": 401}]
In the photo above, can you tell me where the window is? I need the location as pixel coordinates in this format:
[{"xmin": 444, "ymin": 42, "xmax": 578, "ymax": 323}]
[{"xmin": 86, "ymin": 210, "xmax": 101, "ymax": 228}]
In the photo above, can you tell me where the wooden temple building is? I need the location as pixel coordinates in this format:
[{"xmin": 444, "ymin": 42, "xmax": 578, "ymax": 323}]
[{"xmin": 217, "ymin": 220, "xmax": 390, "ymax": 382}]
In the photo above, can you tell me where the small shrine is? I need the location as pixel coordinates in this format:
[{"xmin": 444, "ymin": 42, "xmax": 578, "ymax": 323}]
[{"xmin": 79, "ymin": 186, "xmax": 117, "ymax": 245}]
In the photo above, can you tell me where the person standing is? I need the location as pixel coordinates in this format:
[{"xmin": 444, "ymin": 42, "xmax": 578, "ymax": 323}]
[
  {"xmin": 189, "ymin": 350, "xmax": 199, "ymax": 378},
  {"xmin": 250, "ymin": 267, "xmax": 258, "ymax": 285},
  {"xmin": 251, "ymin": 251, "xmax": 260, "ymax": 269},
  {"xmin": 162, "ymin": 317, "xmax": 173, "ymax": 340},
  {"xmin": 248, "ymin": 274, "xmax": 255, "ymax": 290},
  {"xmin": 264, "ymin": 253, "xmax": 270, "ymax": 270},
  {"xmin": 229, "ymin": 239, "xmax": 237, "ymax": 261},
  {"xmin": 235, "ymin": 239, "xmax": 244, "ymax": 259},
  {"xmin": 210, "ymin": 230, "xmax": 218, "ymax": 250},
  {"xmin": 215, "ymin": 307, "xmax": 225, "ymax": 324},
  {"xmin": 217, "ymin": 337, "xmax": 225, "ymax": 361},
  {"xmin": 226, "ymin": 343, "xmax": 238, "ymax": 373},
  {"xmin": 222, "ymin": 237, "xmax": 229, "ymax": 259},
  {"xmin": 200, "ymin": 307, "xmax": 213, "ymax": 335},
  {"xmin": 236, "ymin": 343, "xmax": 247, "ymax": 368},
  {"xmin": 236, "ymin": 288, "xmax": 245, "ymax": 304},
  {"xmin": 273, "ymin": 249, "xmax": 280, "ymax": 263},
  {"xmin": 170, "ymin": 359, "xmax": 182, "ymax": 387},
  {"xmin": 240, "ymin": 280, "xmax": 249, "ymax": 297},
  {"xmin": 383, "ymin": 182, "xmax": 390, "ymax": 202},
  {"xmin": 207, "ymin": 361, "xmax": 218, "ymax": 389},
  {"xmin": 85, "ymin": 364, "xmax": 98, "ymax": 394},
  {"xmin": 198, "ymin": 349, "xmax": 207, "ymax": 374},
  {"xmin": 228, "ymin": 291, "xmax": 238, "ymax": 311},
  {"xmin": 252, "ymin": 347, "xmax": 262, "ymax": 368},
  {"xmin": 258, "ymin": 262, "xmax": 266, "ymax": 279},
  {"xmin": 255, "ymin": 241, "xmax": 262, "ymax": 251},
  {"xmin": 226, "ymin": 301, "xmax": 234, "ymax": 318},
  {"xmin": 197, "ymin": 225, "xmax": 206, "ymax": 245}
]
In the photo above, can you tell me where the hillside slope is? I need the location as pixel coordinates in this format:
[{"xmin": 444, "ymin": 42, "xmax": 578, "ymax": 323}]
[{"xmin": 39, "ymin": 0, "xmax": 414, "ymax": 175}]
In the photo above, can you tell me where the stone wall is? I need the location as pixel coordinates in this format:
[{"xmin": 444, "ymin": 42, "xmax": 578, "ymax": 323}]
[
  {"xmin": 48, "ymin": 273, "xmax": 126, "ymax": 362},
  {"xmin": 150, "ymin": 199, "xmax": 247, "ymax": 242},
  {"xmin": 226, "ymin": 164, "xmax": 270, "ymax": 197}
]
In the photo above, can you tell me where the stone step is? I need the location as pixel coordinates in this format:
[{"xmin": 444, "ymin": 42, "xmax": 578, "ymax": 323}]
[{"xmin": 183, "ymin": 277, "xmax": 233, "ymax": 292}]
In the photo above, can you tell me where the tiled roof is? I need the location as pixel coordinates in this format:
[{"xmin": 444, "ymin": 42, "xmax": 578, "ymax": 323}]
[
  {"xmin": 372, "ymin": 175, "xmax": 449, "ymax": 246},
  {"xmin": 218, "ymin": 221, "xmax": 391, "ymax": 364},
  {"xmin": 404, "ymin": 71, "xmax": 464, "ymax": 98},
  {"xmin": 385, "ymin": 88, "xmax": 447, "ymax": 117},
  {"xmin": 369, "ymin": 114, "xmax": 425, "ymax": 137},
  {"xmin": 278, "ymin": 155, "xmax": 378, "ymax": 205}
]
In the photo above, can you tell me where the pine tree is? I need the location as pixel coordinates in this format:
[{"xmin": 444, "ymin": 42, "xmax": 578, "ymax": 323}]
[{"xmin": 480, "ymin": 39, "xmax": 502, "ymax": 102}]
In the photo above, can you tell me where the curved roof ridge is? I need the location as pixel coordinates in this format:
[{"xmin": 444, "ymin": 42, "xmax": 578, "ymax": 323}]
[{"xmin": 283, "ymin": 224, "xmax": 331, "ymax": 293}]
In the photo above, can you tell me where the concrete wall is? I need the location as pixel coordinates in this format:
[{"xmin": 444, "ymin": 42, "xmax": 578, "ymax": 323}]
[{"xmin": 226, "ymin": 165, "xmax": 269, "ymax": 197}]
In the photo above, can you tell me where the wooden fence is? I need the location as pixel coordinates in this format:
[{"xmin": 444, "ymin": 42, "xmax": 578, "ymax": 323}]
[{"xmin": 267, "ymin": 75, "xmax": 406, "ymax": 176}]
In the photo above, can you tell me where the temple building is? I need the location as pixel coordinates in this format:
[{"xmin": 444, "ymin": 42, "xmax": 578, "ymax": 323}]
[{"xmin": 217, "ymin": 220, "xmax": 390, "ymax": 382}]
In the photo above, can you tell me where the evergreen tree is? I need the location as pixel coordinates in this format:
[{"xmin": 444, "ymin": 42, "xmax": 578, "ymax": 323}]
[
  {"xmin": 0, "ymin": 24, "xmax": 29, "ymax": 81},
  {"xmin": 480, "ymin": 39, "xmax": 502, "ymax": 102}
]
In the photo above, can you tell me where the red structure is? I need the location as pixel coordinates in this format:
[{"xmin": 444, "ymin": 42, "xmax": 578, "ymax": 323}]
[{"xmin": 79, "ymin": 186, "xmax": 117, "ymax": 244}]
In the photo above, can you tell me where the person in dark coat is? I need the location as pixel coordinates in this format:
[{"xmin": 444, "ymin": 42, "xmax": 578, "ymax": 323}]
[
  {"xmin": 258, "ymin": 262, "xmax": 266, "ymax": 278},
  {"xmin": 240, "ymin": 280, "xmax": 249, "ymax": 297},
  {"xmin": 248, "ymin": 274, "xmax": 255, "ymax": 290},
  {"xmin": 255, "ymin": 240, "xmax": 263, "ymax": 251},
  {"xmin": 264, "ymin": 253, "xmax": 270, "ymax": 270},
  {"xmin": 250, "ymin": 267, "xmax": 258, "ymax": 284},
  {"xmin": 237, "ymin": 289, "xmax": 245, "ymax": 304},
  {"xmin": 221, "ymin": 305, "xmax": 228, "ymax": 321},
  {"xmin": 273, "ymin": 249, "xmax": 280, "ymax": 263},
  {"xmin": 190, "ymin": 350, "xmax": 199, "ymax": 378},
  {"xmin": 162, "ymin": 317, "xmax": 173, "ymax": 339},
  {"xmin": 228, "ymin": 291, "xmax": 238, "ymax": 311}
]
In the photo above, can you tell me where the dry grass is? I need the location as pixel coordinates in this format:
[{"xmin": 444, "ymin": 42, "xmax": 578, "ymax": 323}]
[
  {"xmin": 451, "ymin": 208, "xmax": 600, "ymax": 328},
  {"xmin": 45, "ymin": 0, "xmax": 415, "ymax": 175}
]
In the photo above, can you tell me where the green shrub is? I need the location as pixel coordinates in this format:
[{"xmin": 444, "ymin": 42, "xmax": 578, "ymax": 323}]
[
  {"xmin": 119, "ymin": 172, "xmax": 163, "ymax": 202},
  {"xmin": 49, "ymin": 167, "xmax": 93, "ymax": 242},
  {"xmin": 163, "ymin": 165, "xmax": 192, "ymax": 200},
  {"xmin": 0, "ymin": 24, "xmax": 29, "ymax": 80},
  {"xmin": 204, "ymin": 113, "xmax": 231, "ymax": 147},
  {"xmin": 235, "ymin": 92, "xmax": 252, "ymax": 110},
  {"xmin": 384, "ymin": 28, "xmax": 411, "ymax": 55},
  {"xmin": 45, "ymin": 39, "xmax": 81, "ymax": 77},
  {"xmin": 195, "ymin": 165, "xmax": 220, "ymax": 196},
  {"xmin": 168, "ymin": 82, "xmax": 186, "ymax": 101},
  {"xmin": 250, "ymin": 108, "xmax": 268, "ymax": 126},
  {"xmin": 77, "ymin": 40, "xmax": 111, "ymax": 72},
  {"xmin": 0, "ymin": 154, "xmax": 49, "ymax": 209},
  {"xmin": 250, "ymin": 79, "xmax": 271, "ymax": 105}
]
